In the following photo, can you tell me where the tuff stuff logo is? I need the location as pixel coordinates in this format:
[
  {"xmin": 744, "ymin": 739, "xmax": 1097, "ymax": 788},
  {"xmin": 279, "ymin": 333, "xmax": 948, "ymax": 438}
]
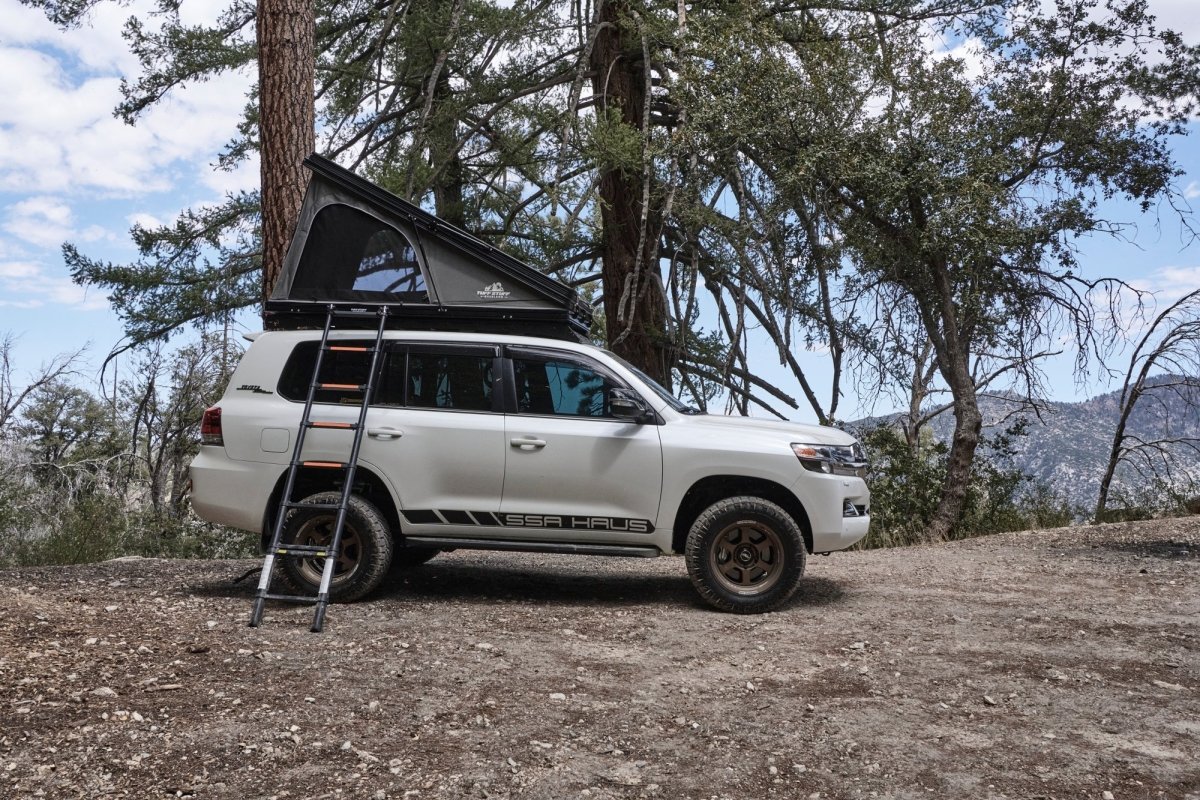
[{"xmin": 477, "ymin": 281, "xmax": 511, "ymax": 300}]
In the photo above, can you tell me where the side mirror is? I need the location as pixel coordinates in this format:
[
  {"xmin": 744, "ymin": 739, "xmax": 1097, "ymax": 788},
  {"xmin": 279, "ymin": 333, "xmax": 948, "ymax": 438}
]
[{"xmin": 609, "ymin": 389, "xmax": 652, "ymax": 423}]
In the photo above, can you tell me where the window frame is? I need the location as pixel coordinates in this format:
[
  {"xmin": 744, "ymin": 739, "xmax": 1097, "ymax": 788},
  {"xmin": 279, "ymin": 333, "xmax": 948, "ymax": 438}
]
[
  {"xmin": 277, "ymin": 339, "xmax": 502, "ymax": 413},
  {"xmin": 502, "ymin": 345, "xmax": 645, "ymax": 421}
]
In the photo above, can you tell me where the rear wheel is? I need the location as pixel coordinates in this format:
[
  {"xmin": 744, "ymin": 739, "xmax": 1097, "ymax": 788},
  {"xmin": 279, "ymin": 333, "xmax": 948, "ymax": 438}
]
[
  {"xmin": 278, "ymin": 492, "xmax": 393, "ymax": 602},
  {"xmin": 685, "ymin": 496, "xmax": 806, "ymax": 613}
]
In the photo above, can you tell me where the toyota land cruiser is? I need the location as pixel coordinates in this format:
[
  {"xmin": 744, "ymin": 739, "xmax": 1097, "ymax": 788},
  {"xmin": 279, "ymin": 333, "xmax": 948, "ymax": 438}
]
[{"xmin": 190, "ymin": 328, "xmax": 870, "ymax": 613}]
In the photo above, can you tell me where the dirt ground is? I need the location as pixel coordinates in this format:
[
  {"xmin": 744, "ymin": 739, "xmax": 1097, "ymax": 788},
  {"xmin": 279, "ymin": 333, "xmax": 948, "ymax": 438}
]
[{"xmin": 1, "ymin": 519, "xmax": 1197, "ymax": 800}]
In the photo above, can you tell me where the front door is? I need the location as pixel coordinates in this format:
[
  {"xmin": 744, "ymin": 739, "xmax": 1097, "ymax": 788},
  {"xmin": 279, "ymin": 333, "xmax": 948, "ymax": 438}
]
[{"xmin": 499, "ymin": 347, "xmax": 663, "ymax": 542}]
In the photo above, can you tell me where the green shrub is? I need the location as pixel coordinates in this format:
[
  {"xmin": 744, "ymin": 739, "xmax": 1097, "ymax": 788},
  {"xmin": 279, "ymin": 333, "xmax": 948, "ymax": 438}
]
[{"xmin": 854, "ymin": 420, "xmax": 1075, "ymax": 548}]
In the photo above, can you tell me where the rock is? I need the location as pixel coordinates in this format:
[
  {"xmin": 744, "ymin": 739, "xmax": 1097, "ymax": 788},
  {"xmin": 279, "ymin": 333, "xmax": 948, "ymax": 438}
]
[
  {"xmin": 983, "ymin": 695, "xmax": 997, "ymax": 706},
  {"xmin": 1102, "ymin": 792, "xmax": 1115, "ymax": 800},
  {"xmin": 91, "ymin": 687, "xmax": 118, "ymax": 698},
  {"xmin": 549, "ymin": 692, "xmax": 567, "ymax": 701},
  {"xmin": 1152, "ymin": 680, "xmax": 1184, "ymax": 691}
]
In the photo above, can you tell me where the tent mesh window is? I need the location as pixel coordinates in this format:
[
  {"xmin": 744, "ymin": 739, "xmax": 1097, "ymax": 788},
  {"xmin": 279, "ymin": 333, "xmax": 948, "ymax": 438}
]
[{"xmin": 292, "ymin": 204, "xmax": 427, "ymax": 300}]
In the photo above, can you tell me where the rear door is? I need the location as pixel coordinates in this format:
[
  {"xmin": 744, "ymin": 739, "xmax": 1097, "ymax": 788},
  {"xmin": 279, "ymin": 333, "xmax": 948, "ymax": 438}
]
[
  {"xmin": 499, "ymin": 347, "xmax": 663, "ymax": 541},
  {"xmin": 289, "ymin": 340, "xmax": 507, "ymax": 531},
  {"xmin": 361, "ymin": 343, "xmax": 506, "ymax": 531}
]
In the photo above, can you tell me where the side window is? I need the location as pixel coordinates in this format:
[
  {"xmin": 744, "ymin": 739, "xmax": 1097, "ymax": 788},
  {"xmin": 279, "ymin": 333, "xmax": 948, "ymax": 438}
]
[
  {"xmin": 512, "ymin": 356, "xmax": 616, "ymax": 418},
  {"xmin": 278, "ymin": 341, "xmax": 403, "ymax": 406},
  {"xmin": 407, "ymin": 352, "xmax": 494, "ymax": 412}
]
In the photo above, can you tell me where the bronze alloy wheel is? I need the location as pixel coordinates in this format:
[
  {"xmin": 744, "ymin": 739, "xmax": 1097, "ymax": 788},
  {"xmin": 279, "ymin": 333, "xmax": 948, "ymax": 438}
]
[
  {"xmin": 278, "ymin": 492, "xmax": 394, "ymax": 603},
  {"xmin": 707, "ymin": 520, "xmax": 785, "ymax": 596},
  {"xmin": 291, "ymin": 513, "xmax": 364, "ymax": 588},
  {"xmin": 685, "ymin": 495, "xmax": 805, "ymax": 613}
]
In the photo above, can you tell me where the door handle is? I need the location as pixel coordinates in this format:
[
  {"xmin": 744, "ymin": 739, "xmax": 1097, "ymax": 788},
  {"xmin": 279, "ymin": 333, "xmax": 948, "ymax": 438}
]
[
  {"xmin": 510, "ymin": 437, "xmax": 547, "ymax": 449},
  {"xmin": 368, "ymin": 427, "xmax": 403, "ymax": 440}
]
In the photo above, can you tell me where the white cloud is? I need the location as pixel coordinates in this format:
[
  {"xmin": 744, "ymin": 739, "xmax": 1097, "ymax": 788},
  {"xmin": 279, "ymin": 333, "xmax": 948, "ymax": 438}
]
[
  {"xmin": 1151, "ymin": 0, "xmax": 1200, "ymax": 46},
  {"xmin": 127, "ymin": 212, "xmax": 164, "ymax": 230},
  {"xmin": 0, "ymin": 0, "xmax": 253, "ymax": 197},
  {"xmin": 1137, "ymin": 265, "xmax": 1200, "ymax": 303},
  {"xmin": 199, "ymin": 156, "xmax": 260, "ymax": 197},
  {"xmin": 0, "ymin": 258, "xmax": 109, "ymax": 310},
  {"xmin": 1184, "ymin": 181, "xmax": 1200, "ymax": 200},
  {"xmin": 0, "ymin": 261, "xmax": 42, "ymax": 279},
  {"xmin": 3, "ymin": 196, "xmax": 75, "ymax": 248}
]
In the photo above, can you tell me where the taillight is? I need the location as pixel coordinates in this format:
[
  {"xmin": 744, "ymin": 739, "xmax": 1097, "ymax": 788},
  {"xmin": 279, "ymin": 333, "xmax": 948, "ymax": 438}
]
[{"xmin": 200, "ymin": 406, "xmax": 223, "ymax": 446}]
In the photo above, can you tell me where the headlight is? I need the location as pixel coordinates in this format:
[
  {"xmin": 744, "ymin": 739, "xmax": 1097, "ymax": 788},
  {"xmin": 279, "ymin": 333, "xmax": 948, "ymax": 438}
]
[{"xmin": 791, "ymin": 441, "xmax": 868, "ymax": 477}]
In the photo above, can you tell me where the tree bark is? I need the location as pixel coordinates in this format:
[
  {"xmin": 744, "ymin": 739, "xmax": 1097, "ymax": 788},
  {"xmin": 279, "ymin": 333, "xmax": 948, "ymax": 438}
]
[
  {"xmin": 589, "ymin": 0, "xmax": 671, "ymax": 387},
  {"xmin": 921, "ymin": 258, "xmax": 981, "ymax": 542},
  {"xmin": 258, "ymin": 0, "xmax": 315, "ymax": 311},
  {"xmin": 928, "ymin": 372, "xmax": 982, "ymax": 541}
]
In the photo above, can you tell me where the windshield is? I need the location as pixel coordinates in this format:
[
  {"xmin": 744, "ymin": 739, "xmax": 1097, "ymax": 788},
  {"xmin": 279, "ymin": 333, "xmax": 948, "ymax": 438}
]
[{"xmin": 604, "ymin": 351, "xmax": 702, "ymax": 414}]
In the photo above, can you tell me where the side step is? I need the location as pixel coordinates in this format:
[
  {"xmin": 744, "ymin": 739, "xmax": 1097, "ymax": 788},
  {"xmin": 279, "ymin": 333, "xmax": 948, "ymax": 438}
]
[{"xmin": 402, "ymin": 537, "xmax": 661, "ymax": 558}]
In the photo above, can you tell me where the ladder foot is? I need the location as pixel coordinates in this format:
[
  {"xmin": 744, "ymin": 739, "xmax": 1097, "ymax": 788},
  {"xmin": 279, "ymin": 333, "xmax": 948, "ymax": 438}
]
[
  {"xmin": 249, "ymin": 597, "xmax": 266, "ymax": 627},
  {"xmin": 310, "ymin": 596, "xmax": 330, "ymax": 632}
]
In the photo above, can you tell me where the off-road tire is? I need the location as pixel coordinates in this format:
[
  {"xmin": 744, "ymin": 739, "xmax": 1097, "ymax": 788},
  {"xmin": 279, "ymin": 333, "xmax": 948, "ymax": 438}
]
[
  {"xmin": 685, "ymin": 496, "xmax": 806, "ymax": 613},
  {"xmin": 278, "ymin": 492, "xmax": 393, "ymax": 602}
]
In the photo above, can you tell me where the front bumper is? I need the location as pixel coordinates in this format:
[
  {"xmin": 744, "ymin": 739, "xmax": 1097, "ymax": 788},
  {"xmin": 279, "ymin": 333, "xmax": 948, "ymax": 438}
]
[{"xmin": 791, "ymin": 473, "xmax": 870, "ymax": 553}]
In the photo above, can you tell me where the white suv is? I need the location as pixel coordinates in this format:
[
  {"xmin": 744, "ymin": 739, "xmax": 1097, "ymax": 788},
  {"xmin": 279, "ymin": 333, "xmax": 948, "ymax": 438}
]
[{"xmin": 191, "ymin": 328, "xmax": 870, "ymax": 613}]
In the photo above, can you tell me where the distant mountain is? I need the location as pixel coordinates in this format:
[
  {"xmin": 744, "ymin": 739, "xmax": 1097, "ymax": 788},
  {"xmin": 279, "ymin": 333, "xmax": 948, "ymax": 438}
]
[{"xmin": 852, "ymin": 375, "xmax": 1200, "ymax": 512}]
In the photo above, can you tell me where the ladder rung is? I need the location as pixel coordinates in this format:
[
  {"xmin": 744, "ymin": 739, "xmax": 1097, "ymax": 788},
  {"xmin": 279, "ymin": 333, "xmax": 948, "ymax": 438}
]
[
  {"xmin": 272, "ymin": 543, "xmax": 335, "ymax": 556},
  {"xmin": 282, "ymin": 500, "xmax": 337, "ymax": 510},
  {"xmin": 302, "ymin": 461, "xmax": 347, "ymax": 469},
  {"xmin": 307, "ymin": 421, "xmax": 356, "ymax": 429},
  {"xmin": 262, "ymin": 593, "xmax": 319, "ymax": 604},
  {"xmin": 316, "ymin": 383, "xmax": 364, "ymax": 391},
  {"xmin": 327, "ymin": 345, "xmax": 371, "ymax": 353}
]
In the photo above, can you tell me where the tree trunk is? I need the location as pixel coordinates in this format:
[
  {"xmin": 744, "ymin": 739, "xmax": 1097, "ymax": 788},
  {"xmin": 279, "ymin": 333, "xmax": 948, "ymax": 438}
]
[
  {"xmin": 257, "ymin": 0, "xmax": 315, "ymax": 311},
  {"xmin": 589, "ymin": 0, "xmax": 671, "ymax": 387},
  {"xmin": 921, "ymin": 259, "xmax": 981, "ymax": 542},
  {"xmin": 1095, "ymin": 374, "xmax": 1145, "ymax": 522},
  {"xmin": 431, "ymin": 72, "xmax": 466, "ymax": 228},
  {"xmin": 927, "ymin": 378, "xmax": 982, "ymax": 541}
]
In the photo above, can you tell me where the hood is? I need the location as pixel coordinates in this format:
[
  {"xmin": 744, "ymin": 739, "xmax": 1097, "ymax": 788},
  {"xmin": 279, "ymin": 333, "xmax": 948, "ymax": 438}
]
[{"xmin": 683, "ymin": 414, "xmax": 857, "ymax": 445}]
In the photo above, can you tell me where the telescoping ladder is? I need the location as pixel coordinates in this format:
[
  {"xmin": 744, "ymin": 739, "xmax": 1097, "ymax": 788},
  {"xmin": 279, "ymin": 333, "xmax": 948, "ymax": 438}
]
[{"xmin": 249, "ymin": 305, "xmax": 388, "ymax": 632}]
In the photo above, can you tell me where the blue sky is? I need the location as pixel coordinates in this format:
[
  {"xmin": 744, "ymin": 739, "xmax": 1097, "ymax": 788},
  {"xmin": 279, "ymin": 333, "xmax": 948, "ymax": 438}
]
[{"xmin": 1, "ymin": 0, "xmax": 1197, "ymax": 422}]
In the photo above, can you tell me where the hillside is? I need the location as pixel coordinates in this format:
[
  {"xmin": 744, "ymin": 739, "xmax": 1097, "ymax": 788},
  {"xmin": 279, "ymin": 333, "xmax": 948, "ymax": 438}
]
[{"xmin": 860, "ymin": 375, "xmax": 1200, "ymax": 512}]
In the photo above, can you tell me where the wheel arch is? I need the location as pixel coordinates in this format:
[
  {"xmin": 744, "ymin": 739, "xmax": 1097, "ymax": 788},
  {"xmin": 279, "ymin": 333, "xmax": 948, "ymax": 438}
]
[
  {"xmin": 260, "ymin": 464, "xmax": 402, "ymax": 551},
  {"xmin": 671, "ymin": 475, "xmax": 812, "ymax": 556}
]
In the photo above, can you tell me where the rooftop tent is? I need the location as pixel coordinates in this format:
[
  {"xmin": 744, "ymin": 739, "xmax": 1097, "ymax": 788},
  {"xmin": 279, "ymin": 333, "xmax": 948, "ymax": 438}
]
[{"xmin": 265, "ymin": 154, "xmax": 593, "ymax": 340}]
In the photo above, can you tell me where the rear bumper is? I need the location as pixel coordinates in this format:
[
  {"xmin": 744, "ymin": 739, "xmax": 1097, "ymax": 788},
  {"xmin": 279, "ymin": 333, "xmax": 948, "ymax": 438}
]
[{"xmin": 190, "ymin": 448, "xmax": 282, "ymax": 534}]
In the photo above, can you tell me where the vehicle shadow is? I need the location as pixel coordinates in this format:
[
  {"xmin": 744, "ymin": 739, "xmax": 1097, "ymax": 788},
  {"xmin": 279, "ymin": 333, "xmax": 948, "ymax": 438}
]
[
  {"xmin": 382, "ymin": 560, "xmax": 699, "ymax": 609},
  {"xmin": 192, "ymin": 558, "xmax": 846, "ymax": 612}
]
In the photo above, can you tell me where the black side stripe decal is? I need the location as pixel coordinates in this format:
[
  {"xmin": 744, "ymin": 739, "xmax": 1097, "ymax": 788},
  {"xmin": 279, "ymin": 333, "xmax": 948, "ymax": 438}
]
[{"xmin": 400, "ymin": 509, "xmax": 654, "ymax": 534}]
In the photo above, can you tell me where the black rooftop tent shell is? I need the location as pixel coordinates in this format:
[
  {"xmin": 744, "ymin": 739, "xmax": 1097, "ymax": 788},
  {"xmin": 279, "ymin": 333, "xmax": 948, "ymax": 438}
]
[{"xmin": 265, "ymin": 154, "xmax": 593, "ymax": 340}]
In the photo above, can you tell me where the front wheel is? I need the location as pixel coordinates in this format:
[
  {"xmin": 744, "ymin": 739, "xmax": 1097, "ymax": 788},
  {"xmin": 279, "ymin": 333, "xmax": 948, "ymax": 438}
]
[
  {"xmin": 685, "ymin": 496, "xmax": 806, "ymax": 613},
  {"xmin": 277, "ymin": 492, "xmax": 394, "ymax": 602}
]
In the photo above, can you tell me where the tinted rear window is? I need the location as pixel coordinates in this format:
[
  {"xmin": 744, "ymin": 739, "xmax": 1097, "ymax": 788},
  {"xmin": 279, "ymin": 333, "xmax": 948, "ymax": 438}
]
[{"xmin": 278, "ymin": 340, "xmax": 404, "ymax": 405}]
